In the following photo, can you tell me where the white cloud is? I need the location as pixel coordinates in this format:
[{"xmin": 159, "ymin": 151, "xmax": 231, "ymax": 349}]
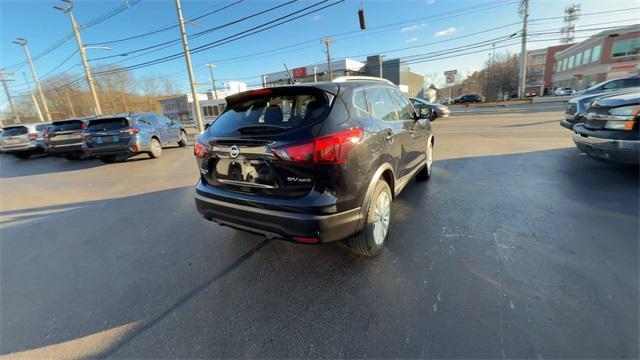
[
  {"xmin": 426, "ymin": 0, "xmax": 435, "ymax": 4},
  {"xmin": 404, "ymin": 37, "xmax": 418, "ymax": 44},
  {"xmin": 401, "ymin": 23, "xmax": 427, "ymax": 32},
  {"xmin": 435, "ymin": 27, "xmax": 457, "ymax": 37}
]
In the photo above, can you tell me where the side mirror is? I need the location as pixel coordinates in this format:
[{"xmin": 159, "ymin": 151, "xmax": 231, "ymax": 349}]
[{"xmin": 418, "ymin": 107, "xmax": 432, "ymax": 120}]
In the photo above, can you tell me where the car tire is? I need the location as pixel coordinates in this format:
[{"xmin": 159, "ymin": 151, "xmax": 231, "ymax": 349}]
[
  {"xmin": 177, "ymin": 131, "xmax": 188, "ymax": 147},
  {"xmin": 14, "ymin": 152, "xmax": 31, "ymax": 159},
  {"xmin": 416, "ymin": 137, "xmax": 434, "ymax": 181},
  {"xmin": 347, "ymin": 180, "xmax": 392, "ymax": 256},
  {"xmin": 99, "ymin": 155, "xmax": 116, "ymax": 163},
  {"xmin": 149, "ymin": 138, "xmax": 162, "ymax": 158}
]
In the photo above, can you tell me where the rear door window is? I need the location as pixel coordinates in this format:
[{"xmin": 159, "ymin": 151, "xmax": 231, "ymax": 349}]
[
  {"xmin": 1, "ymin": 126, "xmax": 28, "ymax": 137},
  {"xmin": 211, "ymin": 89, "xmax": 329, "ymax": 136},
  {"xmin": 623, "ymin": 78, "xmax": 640, "ymax": 87},
  {"xmin": 366, "ymin": 87, "xmax": 399, "ymax": 121},
  {"xmin": 353, "ymin": 88, "xmax": 369, "ymax": 116},
  {"xmin": 87, "ymin": 118, "xmax": 129, "ymax": 131}
]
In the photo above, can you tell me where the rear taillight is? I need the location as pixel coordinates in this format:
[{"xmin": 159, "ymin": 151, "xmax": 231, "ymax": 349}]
[
  {"xmin": 271, "ymin": 127, "xmax": 364, "ymax": 165},
  {"xmin": 121, "ymin": 127, "xmax": 140, "ymax": 135},
  {"xmin": 81, "ymin": 122, "xmax": 88, "ymax": 130},
  {"xmin": 28, "ymin": 133, "xmax": 37, "ymax": 141},
  {"xmin": 194, "ymin": 140, "xmax": 208, "ymax": 158}
]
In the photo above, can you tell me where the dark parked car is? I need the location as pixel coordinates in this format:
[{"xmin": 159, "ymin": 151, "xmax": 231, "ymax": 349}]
[
  {"xmin": 0, "ymin": 123, "xmax": 50, "ymax": 159},
  {"xmin": 453, "ymin": 94, "xmax": 483, "ymax": 104},
  {"xmin": 82, "ymin": 112, "xmax": 188, "ymax": 163},
  {"xmin": 561, "ymin": 87, "xmax": 640, "ymax": 130},
  {"xmin": 194, "ymin": 77, "xmax": 434, "ymax": 256},
  {"xmin": 575, "ymin": 76, "xmax": 640, "ymax": 96},
  {"xmin": 410, "ymin": 98, "xmax": 450, "ymax": 120},
  {"xmin": 45, "ymin": 117, "xmax": 93, "ymax": 159},
  {"xmin": 573, "ymin": 92, "xmax": 639, "ymax": 164}
]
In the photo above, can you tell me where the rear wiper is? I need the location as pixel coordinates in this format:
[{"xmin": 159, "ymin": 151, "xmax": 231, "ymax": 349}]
[{"xmin": 236, "ymin": 124, "xmax": 288, "ymax": 133}]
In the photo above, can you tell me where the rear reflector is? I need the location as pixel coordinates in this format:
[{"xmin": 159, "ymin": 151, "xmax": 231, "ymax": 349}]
[
  {"xmin": 271, "ymin": 127, "xmax": 364, "ymax": 165},
  {"xmin": 293, "ymin": 236, "xmax": 319, "ymax": 244},
  {"xmin": 194, "ymin": 140, "xmax": 208, "ymax": 158}
]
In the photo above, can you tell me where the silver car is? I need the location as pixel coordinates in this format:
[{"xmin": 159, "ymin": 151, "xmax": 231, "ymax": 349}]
[
  {"xmin": 0, "ymin": 123, "xmax": 50, "ymax": 159},
  {"xmin": 82, "ymin": 112, "xmax": 188, "ymax": 163}
]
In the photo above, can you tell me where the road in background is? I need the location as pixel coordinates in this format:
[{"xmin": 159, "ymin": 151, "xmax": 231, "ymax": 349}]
[{"xmin": 1, "ymin": 111, "xmax": 638, "ymax": 359}]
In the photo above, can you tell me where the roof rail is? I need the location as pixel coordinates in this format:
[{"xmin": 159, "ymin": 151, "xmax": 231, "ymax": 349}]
[{"xmin": 332, "ymin": 76, "xmax": 395, "ymax": 86}]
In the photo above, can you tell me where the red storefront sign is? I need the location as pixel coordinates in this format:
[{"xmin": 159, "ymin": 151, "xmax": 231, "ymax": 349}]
[{"xmin": 292, "ymin": 67, "xmax": 307, "ymax": 79}]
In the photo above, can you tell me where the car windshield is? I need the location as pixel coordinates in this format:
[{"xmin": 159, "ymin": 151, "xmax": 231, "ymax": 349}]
[
  {"xmin": 49, "ymin": 120, "xmax": 83, "ymax": 132},
  {"xmin": 1, "ymin": 126, "xmax": 28, "ymax": 137},
  {"xmin": 87, "ymin": 118, "xmax": 129, "ymax": 131},
  {"xmin": 210, "ymin": 89, "xmax": 329, "ymax": 136}
]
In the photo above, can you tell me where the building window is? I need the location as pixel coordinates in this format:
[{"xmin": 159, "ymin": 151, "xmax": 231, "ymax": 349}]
[
  {"xmin": 568, "ymin": 55, "xmax": 575, "ymax": 69},
  {"xmin": 611, "ymin": 38, "xmax": 640, "ymax": 57},
  {"xmin": 591, "ymin": 44, "xmax": 602, "ymax": 63},
  {"xmin": 575, "ymin": 52, "xmax": 582, "ymax": 67},
  {"xmin": 582, "ymin": 48, "xmax": 591, "ymax": 65},
  {"xmin": 562, "ymin": 58, "xmax": 568, "ymax": 71}
]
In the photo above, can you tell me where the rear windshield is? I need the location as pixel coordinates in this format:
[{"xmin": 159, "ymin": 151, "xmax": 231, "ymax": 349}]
[
  {"xmin": 50, "ymin": 120, "xmax": 83, "ymax": 132},
  {"xmin": 211, "ymin": 89, "xmax": 329, "ymax": 136},
  {"xmin": 1, "ymin": 127, "xmax": 28, "ymax": 137},
  {"xmin": 87, "ymin": 118, "xmax": 129, "ymax": 131}
]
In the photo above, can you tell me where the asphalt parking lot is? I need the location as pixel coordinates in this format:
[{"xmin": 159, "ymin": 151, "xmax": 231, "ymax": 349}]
[{"xmin": 1, "ymin": 110, "xmax": 638, "ymax": 358}]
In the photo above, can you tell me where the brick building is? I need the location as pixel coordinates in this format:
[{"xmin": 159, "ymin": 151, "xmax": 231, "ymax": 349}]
[{"xmin": 552, "ymin": 25, "xmax": 639, "ymax": 90}]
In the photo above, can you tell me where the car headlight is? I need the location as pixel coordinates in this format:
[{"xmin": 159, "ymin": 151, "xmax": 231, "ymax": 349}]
[
  {"xmin": 609, "ymin": 105, "xmax": 640, "ymax": 117},
  {"xmin": 604, "ymin": 121, "xmax": 629, "ymax": 130}
]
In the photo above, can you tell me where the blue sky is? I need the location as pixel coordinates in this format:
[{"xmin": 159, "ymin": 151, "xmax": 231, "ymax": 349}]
[{"xmin": 1, "ymin": 0, "xmax": 638, "ymax": 104}]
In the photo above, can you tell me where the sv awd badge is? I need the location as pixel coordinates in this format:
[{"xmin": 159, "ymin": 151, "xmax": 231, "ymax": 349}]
[{"xmin": 287, "ymin": 177, "xmax": 312, "ymax": 183}]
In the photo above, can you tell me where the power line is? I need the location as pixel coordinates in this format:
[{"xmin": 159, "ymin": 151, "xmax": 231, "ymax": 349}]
[
  {"xmin": 2, "ymin": 0, "xmax": 143, "ymax": 71},
  {"xmin": 86, "ymin": 0, "xmax": 244, "ymax": 46}
]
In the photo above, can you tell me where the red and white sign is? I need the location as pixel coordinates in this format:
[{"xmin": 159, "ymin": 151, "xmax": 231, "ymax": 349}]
[
  {"xmin": 292, "ymin": 67, "xmax": 307, "ymax": 79},
  {"xmin": 446, "ymin": 74, "xmax": 455, "ymax": 83}
]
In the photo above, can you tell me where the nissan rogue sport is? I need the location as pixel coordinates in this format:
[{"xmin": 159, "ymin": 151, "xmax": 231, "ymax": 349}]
[{"xmin": 194, "ymin": 77, "xmax": 434, "ymax": 256}]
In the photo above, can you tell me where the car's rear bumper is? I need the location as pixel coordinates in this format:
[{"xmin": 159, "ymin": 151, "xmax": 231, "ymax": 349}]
[
  {"xmin": 195, "ymin": 181, "xmax": 362, "ymax": 243},
  {"xmin": 573, "ymin": 127, "xmax": 640, "ymax": 164},
  {"xmin": 48, "ymin": 143, "xmax": 84, "ymax": 155},
  {"xmin": 1, "ymin": 143, "xmax": 43, "ymax": 154}
]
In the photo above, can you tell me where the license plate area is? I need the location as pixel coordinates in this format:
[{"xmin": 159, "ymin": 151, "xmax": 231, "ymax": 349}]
[{"xmin": 96, "ymin": 136, "xmax": 119, "ymax": 144}]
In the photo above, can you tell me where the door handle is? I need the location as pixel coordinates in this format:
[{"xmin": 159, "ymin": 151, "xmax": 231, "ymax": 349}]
[{"xmin": 384, "ymin": 131, "xmax": 393, "ymax": 143}]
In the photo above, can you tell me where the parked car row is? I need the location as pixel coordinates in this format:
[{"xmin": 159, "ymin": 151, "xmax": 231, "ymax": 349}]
[{"xmin": 0, "ymin": 112, "xmax": 188, "ymax": 163}]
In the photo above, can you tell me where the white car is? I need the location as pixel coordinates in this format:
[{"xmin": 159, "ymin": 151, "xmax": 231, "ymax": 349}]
[
  {"xmin": 0, "ymin": 123, "xmax": 50, "ymax": 159},
  {"xmin": 554, "ymin": 87, "xmax": 575, "ymax": 96}
]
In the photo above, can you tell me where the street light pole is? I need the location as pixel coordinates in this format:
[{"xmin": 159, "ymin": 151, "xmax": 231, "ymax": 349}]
[
  {"xmin": 22, "ymin": 71, "xmax": 44, "ymax": 121},
  {"xmin": 313, "ymin": 66, "xmax": 318, "ymax": 82},
  {"xmin": 54, "ymin": 2, "xmax": 103, "ymax": 116},
  {"xmin": 13, "ymin": 38, "xmax": 51, "ymax": 121},
  {"xmin": 175, "ymin": 0, "xmax": 204, "ymax": 133},
  {"xmin": 206, "ymin": 64, "xmax": 218, "ymax": 99}
]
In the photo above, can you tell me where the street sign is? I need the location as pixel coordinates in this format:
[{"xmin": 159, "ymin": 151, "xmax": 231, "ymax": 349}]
[
  {"xmin": 444, "ymin": 69, "xmax": 457, "ymax": 76},
  {"xmin": 292, "ymin": 67, "xmax": 307, "ymax": 79},
  {"xmin": 446, "ymin": 74, "xmax": 455, "ymax": 83}
]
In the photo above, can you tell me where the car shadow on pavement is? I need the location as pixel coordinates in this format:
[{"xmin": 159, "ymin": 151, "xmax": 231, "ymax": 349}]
[
  {"xmin": 0, "ymin": 154, "xmax": 105, "ymax": 179},
  {"xmin": 0, "ymin": 148, "xmax": 638, "ymax": 359}
]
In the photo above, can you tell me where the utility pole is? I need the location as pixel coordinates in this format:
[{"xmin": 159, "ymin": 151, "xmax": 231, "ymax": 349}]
[
  {"xmin": 22, "ymin": 72, "xmax": 44, "ymax": 121},
  {"xmin": 0, "ymin": 71, "xmax": 20, "ymax": 123},
  {"xmin": 66, "ymin": 92, "xmax": 76, "ymax": 117},
  {"xmin": 518, "ymin": 0, "xmax": 529, "ymax": 99},
  {"xmin": 379, "ymin": 55, "xmax": 385, "ymax": 78},
  {"xmin": 321, "ymin": 37, "xmax": 334, "ymax": 81},
  {"xmin": 313, "ymin": 66, "xmax": 318, "ymax": 82},
  {"xmin": 54, "ymin": 1, "xmax": 103, "ymax": 116},
  {"xmin": 13, "ymin": 38, "xmax": 51, "ymax": 121},
  {"xmin": 175, "ymin": 0, "xmax": 204, "ymax": 132},
  {"xmin": 262, "ymin": 75, "xmax": 268, "ymax": 88},
  {"xmin": 206, "ymin": 64, "xmax": 218, "ymax": 99}
]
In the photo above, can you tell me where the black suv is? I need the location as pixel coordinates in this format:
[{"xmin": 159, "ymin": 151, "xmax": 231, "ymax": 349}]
[
  {"xmin": 194, "ymin": 78, "xmax": 434, "ymax": 256},
  {"xmin": 45, "ymin": 117, "xmax": 93, "ymax": 159},
  {"xmin": 453, "ymin": 94, "xmax": 483, "ymax": 104}
]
